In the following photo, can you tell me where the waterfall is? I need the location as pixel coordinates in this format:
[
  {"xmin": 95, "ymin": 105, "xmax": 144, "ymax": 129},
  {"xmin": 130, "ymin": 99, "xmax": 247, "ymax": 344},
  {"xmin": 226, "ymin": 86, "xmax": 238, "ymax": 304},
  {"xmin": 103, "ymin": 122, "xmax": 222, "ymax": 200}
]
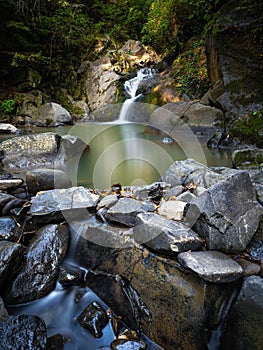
[{"xmin": 119, "ymin": 68, "xmax": 157, "ymax": 122}]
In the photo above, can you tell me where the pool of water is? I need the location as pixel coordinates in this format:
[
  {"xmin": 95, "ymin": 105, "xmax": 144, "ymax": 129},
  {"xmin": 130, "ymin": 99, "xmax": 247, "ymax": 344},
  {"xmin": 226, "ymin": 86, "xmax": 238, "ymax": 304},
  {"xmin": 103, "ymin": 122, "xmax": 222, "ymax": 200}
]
[{"xmin": 20, "ymin": 122, "xmax": 231, "ymax": 189}]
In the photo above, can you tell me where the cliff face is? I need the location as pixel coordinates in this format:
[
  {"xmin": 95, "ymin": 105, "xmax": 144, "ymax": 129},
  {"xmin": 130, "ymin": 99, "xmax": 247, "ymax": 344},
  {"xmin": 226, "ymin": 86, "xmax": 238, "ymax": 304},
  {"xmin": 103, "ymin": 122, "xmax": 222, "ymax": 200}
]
[{"xmin": 205, "ymin": 0, "xmax": 263, "ymax": 120}]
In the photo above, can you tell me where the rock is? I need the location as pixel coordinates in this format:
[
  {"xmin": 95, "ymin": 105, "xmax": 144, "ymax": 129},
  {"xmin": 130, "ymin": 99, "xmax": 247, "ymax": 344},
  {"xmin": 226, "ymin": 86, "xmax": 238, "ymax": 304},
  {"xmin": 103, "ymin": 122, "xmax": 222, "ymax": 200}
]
[
  {"xmin": 84, "ymin": 61, "xmax": 121, "ymax": 113},
  {"xmin": 178, "ymin": 251, "xmax": 243, "ymax": 283},
  {"xmin": 183, "ymin": 102, "xmax": 223, "ymax": 128},
  {"xmin": 0, "ymin": 123, "xmax": 18, "ymax": 134},
  {"xmin": 161, "ymin": 158, "xmax": 225, "ymax": 188},
  {"xmin": 0, "ymin": 297, "xmax": 9, "ymax": 322},
  {"xmin": 97, "ymin": 194, "xmax": 119, "ymax": 210},
  {"xmin": 33, "ymin": 102, "xmax": 72, "ymax": 126},
  {"xmin": 157, "ymin": 200, "xmax": 186, "ymax": 221},
  {"xmin": 4, "ymin": 224, "xmax": 69, "ymax": 304},
  {"xmin": 46, "ymin": 334, "xmax": 64, "ymax": 350},
  {"xmin": 15, "ymin": 90, "xmax": 43, "ymax": 122},
  {"xmin": 205, "ymin": 1, "xmax": 263, "ymax": 121},
  {"xmin": 119, "ymin": 40, "xmax": 160, "ymax": 69},
  {"xmin": 232, "ymin": 148, "xmax": 263, "ymax": 169},
  {"xmin": 0, "ymin": 216, "xmax": 19, "ymax": 241},
  {"xmin": 0, "ymin": 241, "xmax": 24, "ymax": 293},
  {"xmin": 10, "ymin": 67, "xmax": 41, "ymax": 91},
  {"xmin": 235, "ymin": 258, "xmax": 261, "ymax": 277},
  {"xmin": 77, "ymin": 301, "xmax": 108, "ymax": 338},
  {"xmin": 0, "ymin": 314, "xmax": 47, "ymax": 350},
  {"xmin": 79, "ymin": 238, "xmax": 238, "ymax": 350},
  {"xmin": 110, "ymin": 339, "xmax": 146, "ymax": 350},
  {"xmin": 135, "ymin": 212, "xmax": 203, "ymax": 255},
  {"xmin": 58, "ymin": 263, "xmax": 85, "ymax": 288},
  {"xmin": 132, "ymin": 182, "xmax": 170, "ymax": 201},
  {"xmin": 72, "ymin": 217, "xmax": 135, "ymax": 251},
  {"xmin": 221, "ymin": 276, "xmax": 263, "ymax": 350},
  {"xmin": 30, "ymin": 187, "xmax": 99, "ymax": 223},
  {"xmin": 58, "ymin": 134, "xmax": 89, "ymax": 163},
  {"xmin": 26, "ymin": 169, "xmax": 72, "ymax": 195},
  {"xmin": 164, "ymin": 185, "xmax": 184, "ymax": 199},
  {"xmin": 176, "ymin": 191, "xmax": 196, "ymax": 203},
  {"xmin": 185, "ymin": 171, "xmax": 262, "ymax": 252},
  {"xmin": 105, "ymin": 198, "xmax": 147, "ymax": 227},
  {"xmin": 0, "ymin": 178, "xmax": 23, "ymax": 190},
  {"xmin": 0, "ymin": 132, "xmax": 60, "ymax": 170}
]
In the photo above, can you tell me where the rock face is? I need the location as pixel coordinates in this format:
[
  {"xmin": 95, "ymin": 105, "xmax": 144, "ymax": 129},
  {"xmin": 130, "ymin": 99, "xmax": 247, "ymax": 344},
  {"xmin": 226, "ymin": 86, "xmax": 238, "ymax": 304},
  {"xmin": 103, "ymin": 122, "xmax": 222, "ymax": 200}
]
[
  {"xmin": 205, "ymin": 0, "xmax": 263, "ymax": 119},
  {"xmin": 185, "ymin": 171, "xmax": 262, "ymax": 252},
  {"xmin": 221, "ymin": 276, "xmax": 263, "ymax": 350},
  {"xmin": 4, "ymin": 224, "xmax": 69, "ymax": 304}
]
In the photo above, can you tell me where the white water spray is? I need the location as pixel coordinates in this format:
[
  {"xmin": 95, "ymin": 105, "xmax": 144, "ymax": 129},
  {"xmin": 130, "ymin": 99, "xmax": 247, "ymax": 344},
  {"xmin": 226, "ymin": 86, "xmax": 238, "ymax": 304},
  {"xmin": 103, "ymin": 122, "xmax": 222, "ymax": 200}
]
[{"xmin": 119, "ymin": 68, "xmax": 157, "ymax": 122}]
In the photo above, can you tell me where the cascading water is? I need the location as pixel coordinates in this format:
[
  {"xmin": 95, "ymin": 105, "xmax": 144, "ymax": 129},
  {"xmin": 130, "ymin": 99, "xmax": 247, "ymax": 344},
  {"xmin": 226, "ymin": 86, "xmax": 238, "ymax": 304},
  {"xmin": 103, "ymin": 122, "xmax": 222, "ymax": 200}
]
[{"xmin": 119, "ymin": 68, "xmax": 157, "ymax": 122}]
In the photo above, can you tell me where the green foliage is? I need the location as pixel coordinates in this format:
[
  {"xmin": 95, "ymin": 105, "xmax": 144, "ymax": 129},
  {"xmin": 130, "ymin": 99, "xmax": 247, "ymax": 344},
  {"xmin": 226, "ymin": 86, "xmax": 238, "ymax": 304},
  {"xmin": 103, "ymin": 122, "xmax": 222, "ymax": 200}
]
[
  {"xmin": 172, "ymin": 40, "xmax": 210, "ymax": 99},
  {"xmin": 0, "ymin": 99, "xmax": 16, "ymax": 114},
  {"xmin": 231, "ymin": 110, "xmax": 263, "ymax": 147}
]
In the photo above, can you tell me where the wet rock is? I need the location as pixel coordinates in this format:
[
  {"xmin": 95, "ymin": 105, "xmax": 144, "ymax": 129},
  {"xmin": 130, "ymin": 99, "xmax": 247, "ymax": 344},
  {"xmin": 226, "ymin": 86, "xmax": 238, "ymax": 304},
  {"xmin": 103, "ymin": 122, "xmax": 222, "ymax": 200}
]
[
  {"xmin": 221, "ymin": 276, "xmax": 263, "ymax": 350},
  {"xmin": 4, "ymin": 224, "xmax": 69, "ymax": 304},
  {"xmin": 80, "ymin": 239, "xmax": 237, "ymax": 350},
  {"xmin": 185, "ymin": 171, "xmax": 263, "ymax": 252},
  {"xmin": 0, "ymin": 132, "xmax": 60, "ymax": 170},
  {"xmin": 110, "ymin": 339, "xmax": 146, "ymax": 350},
  {"xmin": 0, "ymin": 297, "xmax": 9, "ymax": 322},
  {"xmin": 0, "ymin": 314, "xmax": 47, "ymax": 350},
  {"xmin": 135, "ymin": 212, "xmax": 203, "ymax": 255},
  {"xmin": 46, "ymin": 334, "xmax": 64, "ymax": 350},
  {"xmin": 232, "ymin": 148, "xmax": 263, "ymax": 169},
  {"xmin": 58, "ymin": 263, "xmax": 85, "ymax": 288},
  {"xmin": 33, "ymin": 102, "xmax": 72, "ymax": 127},
  {"xmin": 0, "ymin": 216, "xmax": 19, "ymax": 241},
  {"xmin": 105, "ymin": 198, "xmax": 146, "ymax": 227},
  {"xmin": 157, "ymin": 199, "xmax": 186, "ymax": 220},
  {"xmin": 26, "ymin": 169, "xmax": 72, "ymax": 195},
  {"xmin": 0, "ymin": 241, "xmax": 24, "ymax": 293},
  {"xmin": 178, "ymin": 251, "xmax": 243, "ymax": 283},
  {"xmin": 77, "ymin": 301, "xmax": 108, "ymax": 338},
  {"xmin": 161, "ymin": 158, "xmax": 225, "ymax": 188},
  {"xmin": 0, "ymin": 123, "xmax": 18, "ymax": 134},
  {"xmin": 30, "ymin": 187, "xmax": 99, "ymax": 223}
]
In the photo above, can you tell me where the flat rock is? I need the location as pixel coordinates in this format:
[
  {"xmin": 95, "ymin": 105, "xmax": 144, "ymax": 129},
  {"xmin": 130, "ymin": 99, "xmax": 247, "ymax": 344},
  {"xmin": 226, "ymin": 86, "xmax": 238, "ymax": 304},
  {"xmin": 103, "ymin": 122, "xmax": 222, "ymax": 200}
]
[
  {"xmin": 0, "ymin": 178, "xmax": 23, "ymax": 190},
  {"xmin": 178, "ymin": 251, "xmax": 243, "ymax": 283},
  {"xmin": 135, "ymin": 212, "xmax": 203, "ymax": 254},
  {"xmin": 97, "ymin": 194, "xmax": 118, "ymax": 210},
  {"xmin": 0, "ymin": 123, "xmax": 18, "ymax": 134},
  {"xmin": 30, "ymin": 186, "xmax": 99, "ymax": 223}
]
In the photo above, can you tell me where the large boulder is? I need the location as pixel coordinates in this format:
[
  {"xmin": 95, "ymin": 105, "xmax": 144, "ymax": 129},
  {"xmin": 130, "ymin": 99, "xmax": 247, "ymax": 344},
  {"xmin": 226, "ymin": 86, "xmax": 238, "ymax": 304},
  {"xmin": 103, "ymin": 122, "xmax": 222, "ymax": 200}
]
[
  {"xmin": 3, "ymin": 224, "xmax": 69, "ymax": 304},
  {"xmin": 32, "ymin": 102, "xmax": 72, "ymax": 126},
  {"xmin": 205, "ymin": 0, "xmax": 263, "ymax": 121},
  {"xmin": 185, "ymin": 171, "xmax": 262, "ymax": 252},
  {"xmin": 75, "ymin": 231, "xmax": 239, "ymax": 350}
]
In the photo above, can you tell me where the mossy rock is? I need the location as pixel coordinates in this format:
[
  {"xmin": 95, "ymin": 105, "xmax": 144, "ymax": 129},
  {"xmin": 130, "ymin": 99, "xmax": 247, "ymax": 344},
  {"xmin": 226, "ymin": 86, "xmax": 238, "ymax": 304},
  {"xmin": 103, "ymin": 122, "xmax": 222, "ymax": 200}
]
[{"xmin": 232, "ymin": 148, "xmax": 263, "ymax": 169}]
